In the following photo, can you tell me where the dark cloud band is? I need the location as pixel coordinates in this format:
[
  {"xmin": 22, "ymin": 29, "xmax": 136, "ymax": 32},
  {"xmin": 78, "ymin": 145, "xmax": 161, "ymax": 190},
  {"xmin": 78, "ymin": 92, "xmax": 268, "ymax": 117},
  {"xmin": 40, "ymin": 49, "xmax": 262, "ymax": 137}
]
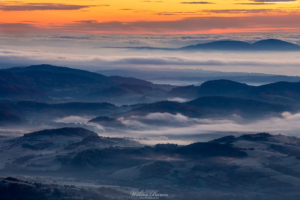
[
  {"xmin": 1, "ymin": 14, "xmax": 300, "ymax": 34},
  {"xmin": 0, "ymin": 3, "xmax": 104, "ymax": 11}
]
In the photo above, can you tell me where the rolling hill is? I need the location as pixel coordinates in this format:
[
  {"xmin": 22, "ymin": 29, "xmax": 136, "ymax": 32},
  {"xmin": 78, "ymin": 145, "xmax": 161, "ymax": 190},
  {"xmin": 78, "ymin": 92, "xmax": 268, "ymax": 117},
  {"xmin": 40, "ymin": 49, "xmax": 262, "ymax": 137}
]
[
  {"xmin": 186, "ymin": 96, "xmax": 291, "ymax": 118},
  {"xmin": 3, "ymin": 132, "xmax": 300, "ymax": 198},
  {"xmin": 168, "ymin": 80, "xmax": 251, "ymax": 98}
]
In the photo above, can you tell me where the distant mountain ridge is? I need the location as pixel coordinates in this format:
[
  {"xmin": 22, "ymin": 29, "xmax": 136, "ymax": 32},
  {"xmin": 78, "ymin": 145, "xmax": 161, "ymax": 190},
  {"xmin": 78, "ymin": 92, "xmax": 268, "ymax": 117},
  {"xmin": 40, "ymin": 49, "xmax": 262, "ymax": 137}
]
[
  {"xmin": 1, "ymin": 64, "xmax": 158, "ymax": 88},
  {"xmin": 4, "ymin": 64, "xmax": 110, "ymax": 81},
  {"xmin": 2, "ymin": 64, "xmax": 114, "ymax": 88},
  {"xmin": 181, "ymin": 39, "xmax": 300, "ymax": 51},
  {"xmin": 0, "ymin": 64, "xmax": 164, "ymax": 102},
  {"xmin": 111, "ymin": 39, "xmax": 300, "ymax": 51}
]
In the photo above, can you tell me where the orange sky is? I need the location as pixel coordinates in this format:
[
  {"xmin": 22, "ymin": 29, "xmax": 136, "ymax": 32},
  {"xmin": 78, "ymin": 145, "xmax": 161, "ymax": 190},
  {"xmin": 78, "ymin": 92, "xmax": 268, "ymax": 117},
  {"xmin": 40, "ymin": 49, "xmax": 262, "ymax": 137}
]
[{"xmin": 0, "ymin": 0, "xmax": 300, "ymax": 34}]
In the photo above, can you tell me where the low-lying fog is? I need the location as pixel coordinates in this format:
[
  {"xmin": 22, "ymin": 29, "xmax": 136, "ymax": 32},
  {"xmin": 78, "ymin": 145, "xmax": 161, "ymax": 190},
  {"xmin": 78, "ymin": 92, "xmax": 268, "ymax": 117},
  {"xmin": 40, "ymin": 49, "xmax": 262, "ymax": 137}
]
[
  {"xmin": 1, "ymin": 33, "xmax": 300, "ymax": 76},
  {"xmin": 2, "ymin": 111, "xmax": 300, "ymax": 145}
]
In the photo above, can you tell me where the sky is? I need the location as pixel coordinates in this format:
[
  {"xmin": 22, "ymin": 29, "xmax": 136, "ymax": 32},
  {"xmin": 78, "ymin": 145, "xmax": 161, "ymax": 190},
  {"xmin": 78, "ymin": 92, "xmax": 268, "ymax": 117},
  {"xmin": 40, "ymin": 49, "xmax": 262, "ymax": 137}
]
[{"xmin": 0, "ymin": 0, "xmax": 300, "ymax": 34}]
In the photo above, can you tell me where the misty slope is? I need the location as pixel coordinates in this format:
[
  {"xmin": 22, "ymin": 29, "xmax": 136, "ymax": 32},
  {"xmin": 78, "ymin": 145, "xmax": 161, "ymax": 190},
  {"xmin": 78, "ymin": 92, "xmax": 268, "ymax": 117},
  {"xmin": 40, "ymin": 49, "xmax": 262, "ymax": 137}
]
[
  {"xmin": 4, "ymin": 64, "xmax": 113, "ymax": 86},
  {"xmin": 88, "ymin": 116, "xmax": 125, "ymax": 127},
  {"xmin": 0, "ymin": 177, "xmax": 121, "ymax": 200},
  {"xmin": 181, "ymin": 40, "xmax": 253, "ymax": 51},
  {"xmin": 23, "ymin": 127, "xmax": 98, "ymax": 138},
  {"xmin": 181, "ymin": 39, "xmax": 300, "ymax": 51},
  {"xmin": 153, "ymin": 75, "xmax": 300, "ymax": 86},
  {"xmin": 0, "ymin": 181, "xmax": 48, "ymax": 200},
  {"xmin": 198, "ymin": 79, "xmax": 250, "ymax": 95},
  {"xmin": 168, "ymin": 80, "xmax": 251, "ymax": 98},
  {"xmin": 0, "ymin": 65, "xmax": 114, "ymax": 101},
  {"xmin": 0, "ymin": 127, "xmax": 139, "ymax": 171},
  {"xmin": 0, "ymin": 110, "xmax": 25, "ymax": 125},
  {"xmin": 0, "ymin": 83, "xmax": 45, "ymax": 99},
  {"xmin": 109, "ymin": 76, "xmax": 154, "ymax": 87},
  {"xmin": 3, "ymin": 131, "xmax": 300, "ymax": 198},
  {"xmin": 88, "ymin": 84, "xmax": 164, "ymax": 98},
  {"xmin": 70, "ymin": 142, "xmax": 247, "ymax": 169},
  {"xmin": 87, "ymin": 83, "xmax": 169, "ymax": 105},
  {"xmin": 252, "ymin": 39, "xmax": 300, "ymax": 50},
  {"xmin": 119, "ymin": 96, "xmax": 291, "ymax": 119},
  {"xmin": 186, "ymin": 96, "xmax": 291, "ymax": 118},
  {"xmin": 0, "ymin": 101, "xmax": 118, "ymax": 119},
  {"xmin": 1, "ymin": 70, "xmax": 112, "ymax": 89},
  {"xmin": 120, "ymin": 101, "xmax": 215, "ymax": 118},
  {"xmin": 236, "ymin": 81, "xmax": 300, "ymax": 104},
  {"xmin": 67, "ymin": 132, "xmax": 300, "ymax": 197},
  {"xmin": 88, "ymin": 86, "xmax": 134, "ymax": 98},
  {"xmin": 3, "ymin": 64, "xmax": 159, "ymax": 89},
  {"xmin": 247, "ymin": 81, "xmax": 300, "ymax": 98},
  {"xmin": 170, "ymin": 79, "xmax": 300, "ymax": 104}
]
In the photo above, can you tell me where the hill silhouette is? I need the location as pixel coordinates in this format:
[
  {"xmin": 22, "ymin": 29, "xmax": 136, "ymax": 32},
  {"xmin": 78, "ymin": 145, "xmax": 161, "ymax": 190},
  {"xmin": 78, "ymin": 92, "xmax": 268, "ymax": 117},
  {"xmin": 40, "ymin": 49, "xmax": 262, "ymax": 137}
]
[
  {"xmin": 170, "ymin": 80, "xmax": 300, "ymax": 104},
  {"xmin": 186, "ymin": 96, "xmax": 291, "ymax": 118},
  {"xmin": 110, "ymin": 76, "xmax": 154, "ymax": 86},
  {"xmin": 252, "ymin": 39, "xmax": 300, "ymax": 51},
  {"xmin": 23, "ymin": 127, "xmax": 98, "ymax": 138},
  {"xmin": 0, "ymin": 110, "xmax": 24, "ymax": 125},
  {"xmin": 0, "ymin": 65, "xmax": 160, "ymax": 101},
  {"xmin": 88, "ymin": 116, "xmax": 125, "ymax": 127},
  {"xmin": 181, "ymin": 39, "xmax": 300, "ymax": 51},
  {"xmin": 246, "ymin": 81, "xmax": 300, "ymax": 98},
  {"xmin": 4, "ymin": 64, "xmax": 112, "ymax": 85},
  {"xmin": 181, "ymin": 40, "xmax": 253, "ymax": 51},
  {"xmin": 177, "ymin": 142, "xmax": 247, "ymax": 158},
  {"xmin": 116, "ymin": 39, "xmax": 300, "ymax": 51},
  {"xmin": 169, "ymin": 80, "xmax": 250, "ymax": 97},
  {"xmin": 198, "ymin": 80, "xmax": 250, "ymax": 96},
  {"xmin": 3, "ymin": 64, "xmax": 156, "ymax": 88}
]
